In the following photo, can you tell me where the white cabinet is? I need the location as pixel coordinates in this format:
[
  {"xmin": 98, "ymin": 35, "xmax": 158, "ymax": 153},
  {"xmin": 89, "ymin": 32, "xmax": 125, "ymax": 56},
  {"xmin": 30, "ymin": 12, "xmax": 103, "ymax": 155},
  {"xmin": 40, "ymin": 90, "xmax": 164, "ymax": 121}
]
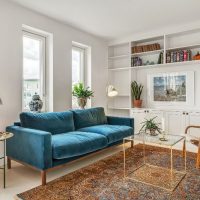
[
  {"xmin": 131, "ymin": 109, "xmax": 200, "ymax": 136},
  {"xmin": 148, "ymin": 110, "xmax": 164, "ymax": 124},
  {"xmin": 130, "ymin": 109, "xmax": 200, "ymax": 152},
  {"xmin": 130, "ymin": 109, "xmax": 164, "ymax": 133},
  {"xmin": 163, "ymin": 111, "xmax": 200, "ymax": 136},
  {"xmin": 165, "ymin": 111, "xmax": 185, "ymax": 135},
  {"xmin": 130, "ymin": 109, "xmax": 146, "ymax": 133},
  {"xmin": 185, "ymin": 112, "xmax": 200, "ymax": 138}
]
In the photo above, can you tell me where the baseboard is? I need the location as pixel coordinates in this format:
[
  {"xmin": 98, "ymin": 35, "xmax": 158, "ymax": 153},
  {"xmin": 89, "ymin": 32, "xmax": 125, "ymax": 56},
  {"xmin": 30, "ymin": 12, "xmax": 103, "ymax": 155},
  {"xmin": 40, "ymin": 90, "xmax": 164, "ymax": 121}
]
[{"xmin": 14, "ymin": 195, "xmax": 22, "ymax": 200}]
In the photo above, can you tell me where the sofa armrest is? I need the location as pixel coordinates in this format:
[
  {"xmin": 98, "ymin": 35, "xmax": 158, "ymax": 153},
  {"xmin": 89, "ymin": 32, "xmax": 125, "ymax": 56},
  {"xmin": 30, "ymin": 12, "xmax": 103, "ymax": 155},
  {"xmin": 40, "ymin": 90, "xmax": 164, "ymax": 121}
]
[
  {"xmin": 6, "ymin": 126, "xmax": 52, "ymax": 170},
  {"xmin": 107, "ymin": 116, "xmax": 134, "ymax": 128}
]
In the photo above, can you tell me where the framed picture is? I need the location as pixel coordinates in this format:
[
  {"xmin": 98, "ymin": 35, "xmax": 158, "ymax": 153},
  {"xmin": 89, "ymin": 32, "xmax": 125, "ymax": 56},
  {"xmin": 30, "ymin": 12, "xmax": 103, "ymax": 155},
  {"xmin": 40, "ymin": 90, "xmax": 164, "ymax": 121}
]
[{"xmin": 147, "ymin": 71, "xmax": 194, "ymax": 106}]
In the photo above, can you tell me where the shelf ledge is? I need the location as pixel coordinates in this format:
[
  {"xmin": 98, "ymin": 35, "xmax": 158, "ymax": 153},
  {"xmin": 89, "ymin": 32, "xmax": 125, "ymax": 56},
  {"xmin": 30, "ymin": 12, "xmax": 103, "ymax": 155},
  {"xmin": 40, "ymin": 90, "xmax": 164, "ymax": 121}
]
[
  {"xmin": 108, "ymin": 54, "xmax": 129, "ymax": 59},
  {"xmin": 166, "ymin": 44, "xmax": 200, "ymax": 51},
  {"xmin": 107, "ymin": 107, "xmax": 130, "ymax": 110},
  {"xmin": 108, "ymin": 67, "xmax": 131, "ymax": 71},
  {"xmin": 131, "ymin": 49, "xmax": 163, "ymax": 57},
  {"xmin": 131, "ymin": 60, "xmax": 200, "ymax": 70}
]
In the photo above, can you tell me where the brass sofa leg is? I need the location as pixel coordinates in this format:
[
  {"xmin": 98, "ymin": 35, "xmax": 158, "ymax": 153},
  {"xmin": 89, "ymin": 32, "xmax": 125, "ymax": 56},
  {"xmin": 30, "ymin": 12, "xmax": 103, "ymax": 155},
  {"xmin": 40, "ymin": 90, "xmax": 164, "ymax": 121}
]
[
  {"xmin": 7, "ymin": 157, "xmax": 11, "ymax": 169},
  {"xmin": 41, "ymin": 170, "xmax": 46, "ymax": 186}
]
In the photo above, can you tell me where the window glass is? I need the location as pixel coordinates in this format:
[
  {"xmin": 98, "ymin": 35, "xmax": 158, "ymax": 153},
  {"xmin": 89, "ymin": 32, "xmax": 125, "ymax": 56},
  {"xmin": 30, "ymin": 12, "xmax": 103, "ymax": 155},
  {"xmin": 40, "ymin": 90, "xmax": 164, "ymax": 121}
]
[
  {"xmin": 72, "ymin": 47, "xmax": 85, "ymax": 108},
  {"xmin": 23, "ymin": 32, "xmax": 45, "ymax": 110}
]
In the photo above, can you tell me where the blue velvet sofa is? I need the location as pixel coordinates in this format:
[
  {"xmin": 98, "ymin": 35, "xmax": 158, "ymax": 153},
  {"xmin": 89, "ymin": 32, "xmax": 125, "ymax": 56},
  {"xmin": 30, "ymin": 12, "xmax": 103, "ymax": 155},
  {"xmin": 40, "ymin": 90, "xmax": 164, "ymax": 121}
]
[{"xmin": 6, "ymin": 107, "xmax": 134, "ymax": 185}]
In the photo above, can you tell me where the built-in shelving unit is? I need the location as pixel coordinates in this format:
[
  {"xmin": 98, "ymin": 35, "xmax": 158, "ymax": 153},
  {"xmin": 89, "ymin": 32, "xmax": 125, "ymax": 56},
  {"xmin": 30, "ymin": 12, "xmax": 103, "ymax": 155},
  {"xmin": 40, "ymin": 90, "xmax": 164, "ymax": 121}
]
[
  {"xmin": 107, "ymin": 28, "xmax": 200, "ymax": 117},
  {"xmin": 107, "ymin": 42, "xmax": 131, "ymax": 116}
]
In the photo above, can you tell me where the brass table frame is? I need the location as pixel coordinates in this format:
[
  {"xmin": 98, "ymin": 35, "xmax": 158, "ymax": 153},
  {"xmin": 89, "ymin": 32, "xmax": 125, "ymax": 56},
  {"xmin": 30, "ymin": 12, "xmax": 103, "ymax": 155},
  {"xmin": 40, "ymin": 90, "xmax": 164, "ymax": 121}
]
[
  {"xmin": 123, "ymin": 134, "xmax": 187, "ymax": 192},
  {"xmin": 0, "ymin": 139, "xmax": 6, "ymax": 188},
  {"xmin": 0, "ymin": 132, "xmax": 13, "ymax": 188}
]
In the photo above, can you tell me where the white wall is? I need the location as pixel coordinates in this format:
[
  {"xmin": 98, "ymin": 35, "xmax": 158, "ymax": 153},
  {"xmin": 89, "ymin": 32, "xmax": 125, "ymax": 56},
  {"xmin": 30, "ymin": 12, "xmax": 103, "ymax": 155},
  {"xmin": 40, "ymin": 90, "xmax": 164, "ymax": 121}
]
[
  {"xmin": 0, "ymin": 0, "xmax": 107, "ymax": 160},
  {"xmin": 109, "ymin": 20, "xmax": 200, "ymax": 46}
]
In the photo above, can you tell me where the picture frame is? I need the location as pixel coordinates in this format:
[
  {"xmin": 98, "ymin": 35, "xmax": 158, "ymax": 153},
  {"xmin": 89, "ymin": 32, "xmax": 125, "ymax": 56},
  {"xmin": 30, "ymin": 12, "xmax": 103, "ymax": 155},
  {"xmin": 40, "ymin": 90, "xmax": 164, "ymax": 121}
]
[{"xmin": 147, "ymin": 71, "xmax": 194, "ymax": 106}]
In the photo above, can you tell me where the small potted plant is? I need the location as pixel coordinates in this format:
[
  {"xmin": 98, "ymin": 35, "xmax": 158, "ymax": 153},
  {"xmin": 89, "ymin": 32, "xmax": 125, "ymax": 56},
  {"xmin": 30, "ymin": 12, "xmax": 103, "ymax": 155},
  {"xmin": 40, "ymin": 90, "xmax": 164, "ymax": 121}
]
[
  {"xmin": 140, "ymin": 117, "xmax": 161, "ymax": 136},
  {"xmin": 131, "ymin": 81, "xmax": 143, "ymax": 108},
  {"xmin": 72, "ymin": 83, "xmax": 94, "ymax": 109}
]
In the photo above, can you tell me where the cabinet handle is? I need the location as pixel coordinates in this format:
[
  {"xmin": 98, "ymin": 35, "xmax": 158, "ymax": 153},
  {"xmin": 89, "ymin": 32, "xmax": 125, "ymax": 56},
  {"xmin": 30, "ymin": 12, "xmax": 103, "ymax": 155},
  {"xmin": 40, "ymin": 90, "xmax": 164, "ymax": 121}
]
[
  {"xmin": 186, "ymin": 113, "xmax": 189, "ymax": 115},
  {"xmin": 183, "ymin": 112, "xmax": 185, "ymax": 115},
  {"xmin": 144, "ymin": 110, "xmax": 146, "ymax": 113}
]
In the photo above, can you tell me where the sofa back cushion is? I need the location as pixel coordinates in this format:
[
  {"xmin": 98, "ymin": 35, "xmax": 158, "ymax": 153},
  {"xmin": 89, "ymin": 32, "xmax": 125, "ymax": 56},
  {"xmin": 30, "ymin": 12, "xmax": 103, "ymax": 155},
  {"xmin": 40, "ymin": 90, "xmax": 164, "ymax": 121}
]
[
  {"xmin": 72, "ymin": 107, "xmax": 107, "ymax": 129},
  {"xmin": 20, "ymin": 111, "xmax": 75, "ymax": 135}
]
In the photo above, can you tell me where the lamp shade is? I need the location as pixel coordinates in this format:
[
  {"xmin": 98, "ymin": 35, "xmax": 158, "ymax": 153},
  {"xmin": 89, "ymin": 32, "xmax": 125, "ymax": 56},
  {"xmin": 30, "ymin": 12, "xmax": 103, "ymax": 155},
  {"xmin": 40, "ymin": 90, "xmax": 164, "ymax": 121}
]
[
  {"xmin": 107, "ymin": 85, "xmax": 118, "ymax": 97},
  {"xmin": 0, "ymin": 98, "xmax": 2, "ymax": 105}
]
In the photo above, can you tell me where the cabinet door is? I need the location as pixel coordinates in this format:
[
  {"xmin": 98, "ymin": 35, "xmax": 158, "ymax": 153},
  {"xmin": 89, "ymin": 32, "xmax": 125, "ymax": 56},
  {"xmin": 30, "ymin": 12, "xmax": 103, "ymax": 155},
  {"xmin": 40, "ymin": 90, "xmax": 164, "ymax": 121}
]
[
  {"xmin": 130, "ymin": 110, "xmax": 147, "ymax": 133},
  {"xmin": 165, "ymin": 111, "xmax": 185, "ymax": 135},
  {"xmin": 147, "ymin": 110, "xmax": 164, "ymax": 129},
  {"xmin": 186, "ymin": 112, "xmax": 200, "ymax": 139}
]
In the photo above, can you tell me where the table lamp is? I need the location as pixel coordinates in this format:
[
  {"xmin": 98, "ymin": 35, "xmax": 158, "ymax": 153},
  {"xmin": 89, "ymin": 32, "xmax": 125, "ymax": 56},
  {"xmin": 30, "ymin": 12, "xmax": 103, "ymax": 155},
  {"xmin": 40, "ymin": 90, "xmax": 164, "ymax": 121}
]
[{"xmin": 107, "ymin": 85, "xmax": 118, "ymax": 97}]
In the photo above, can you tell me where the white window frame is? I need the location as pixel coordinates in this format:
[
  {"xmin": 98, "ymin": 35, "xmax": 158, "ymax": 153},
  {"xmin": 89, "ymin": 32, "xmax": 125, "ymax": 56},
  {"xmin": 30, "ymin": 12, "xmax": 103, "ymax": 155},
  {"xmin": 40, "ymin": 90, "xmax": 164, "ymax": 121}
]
[
  {"xmin": 22, "ymin": 31, "xmax": 46, "ymax": 111},
  {"xmin": 72, "ymin": 45, "xmax": 86, "ymax": 86},
  {"xmin": 72, "ymin": 43, "xmax": 91, "ymax": 109}
]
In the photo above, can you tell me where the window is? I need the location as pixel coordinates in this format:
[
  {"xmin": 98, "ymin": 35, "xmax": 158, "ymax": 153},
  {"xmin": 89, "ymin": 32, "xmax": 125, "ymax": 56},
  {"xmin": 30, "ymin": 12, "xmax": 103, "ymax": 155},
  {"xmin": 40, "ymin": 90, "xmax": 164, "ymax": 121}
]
[
  {"xmin": 72, "ymin": 45, "xmax": 86, "ymax": 108},
  {"xmin": 23, "ymin": 31, "xmax": 46, "ymax": 111}
]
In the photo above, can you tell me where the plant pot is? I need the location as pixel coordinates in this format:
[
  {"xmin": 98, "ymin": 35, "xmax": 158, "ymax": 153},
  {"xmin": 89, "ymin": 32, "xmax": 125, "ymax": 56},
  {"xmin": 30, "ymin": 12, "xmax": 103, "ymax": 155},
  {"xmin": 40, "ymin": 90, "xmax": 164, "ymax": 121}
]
[
  {"xmin": 149, "ymin": 129, "xmax": 158, "ymax": 136},
  {"xmin": 78, "ymin": 98, "xmax": 87, "ymax": 109},
  {"xmin": 133, "ymin": 100, "xmax": 142, "ymax": 108}
]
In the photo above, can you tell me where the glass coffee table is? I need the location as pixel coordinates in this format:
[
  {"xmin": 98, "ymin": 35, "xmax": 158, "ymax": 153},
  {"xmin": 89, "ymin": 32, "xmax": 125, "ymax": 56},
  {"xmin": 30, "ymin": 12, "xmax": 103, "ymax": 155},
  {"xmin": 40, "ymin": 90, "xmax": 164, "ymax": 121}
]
[{"xmin": 123, "ymin": 133, "xmax": 186, "ymax": 192}]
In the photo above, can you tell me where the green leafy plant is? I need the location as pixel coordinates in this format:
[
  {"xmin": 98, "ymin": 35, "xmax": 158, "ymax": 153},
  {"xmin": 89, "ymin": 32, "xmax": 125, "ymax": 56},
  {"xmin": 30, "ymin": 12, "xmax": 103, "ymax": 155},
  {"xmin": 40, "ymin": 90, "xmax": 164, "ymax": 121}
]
[
  {"xmin": 72, "ymin": 83, "xmax": 94, "ymax": 109},
  {"xmin": 140, "ymin": 117, "xmax": 161, "ymax": 134},
  {"xmin": 131, "ymin": 81, "xmax": 143, "ymax": 100},
  {"xmin": 72, "ymin": 83, "xmax": 94, "ymax": 99}
]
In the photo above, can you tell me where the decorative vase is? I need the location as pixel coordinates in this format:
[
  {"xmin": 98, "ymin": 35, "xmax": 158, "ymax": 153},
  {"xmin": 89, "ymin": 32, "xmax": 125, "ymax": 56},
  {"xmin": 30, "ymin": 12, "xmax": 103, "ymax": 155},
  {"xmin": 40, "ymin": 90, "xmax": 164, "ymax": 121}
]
[
  {"xmin": 78, "ymin": 98, "xmax": 87, "ymax": 109},
  {"xmin": 133, "ymin": 100, "xmax": 142, "ymax": 108},
  {"xmin": 29, "ymin": 93, "xmax": 43, "ymax": 112}
]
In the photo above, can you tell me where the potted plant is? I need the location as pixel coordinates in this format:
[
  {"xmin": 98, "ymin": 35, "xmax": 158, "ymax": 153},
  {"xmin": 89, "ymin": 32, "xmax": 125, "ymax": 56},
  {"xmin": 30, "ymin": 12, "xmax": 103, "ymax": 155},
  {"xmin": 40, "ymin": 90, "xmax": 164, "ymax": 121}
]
[
  {"xmin": 72, "ymin": 83, "xmax": 94, "ymax": 109},
  {"xmin": 131, "ymin": 81, "xmax": 143, "ymax": 108},
  {"xmin": 140, "ymin": 117, "xmax": 161, "ymax": 136}
]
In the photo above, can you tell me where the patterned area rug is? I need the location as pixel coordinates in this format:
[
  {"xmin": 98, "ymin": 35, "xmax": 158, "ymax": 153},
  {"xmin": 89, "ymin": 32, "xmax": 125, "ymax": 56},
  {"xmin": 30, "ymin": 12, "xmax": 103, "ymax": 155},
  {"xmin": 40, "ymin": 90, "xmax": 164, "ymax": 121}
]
[{"xmin": 17, "ymin": 144, "xmax": 200, "ymax": 200}]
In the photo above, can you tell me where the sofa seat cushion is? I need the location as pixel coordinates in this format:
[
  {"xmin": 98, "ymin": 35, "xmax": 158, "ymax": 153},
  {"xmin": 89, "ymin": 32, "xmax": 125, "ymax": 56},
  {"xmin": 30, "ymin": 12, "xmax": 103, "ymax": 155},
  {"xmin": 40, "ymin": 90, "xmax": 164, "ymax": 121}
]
[
  {"xmin": 78, "ymin": 125, "xmax": 133, "ymax": 144},
  {"xmin": 20, "ymin": 111, "xmax": 74, "ymax": 135},
  {"xmin": 71, "ymin": 107, "xmax": 107, "ymax": 130},
  {"xmin": 52, "ymin": 131, "xmax": 108, "ymax": 159}
]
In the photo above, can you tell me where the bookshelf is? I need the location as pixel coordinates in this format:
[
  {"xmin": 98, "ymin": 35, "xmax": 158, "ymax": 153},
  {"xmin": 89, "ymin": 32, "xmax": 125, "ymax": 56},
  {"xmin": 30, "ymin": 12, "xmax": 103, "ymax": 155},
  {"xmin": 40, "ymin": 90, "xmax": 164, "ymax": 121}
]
[{"xmin": 107, "ymin": 28, "xmax": 200, "ymax": 117}]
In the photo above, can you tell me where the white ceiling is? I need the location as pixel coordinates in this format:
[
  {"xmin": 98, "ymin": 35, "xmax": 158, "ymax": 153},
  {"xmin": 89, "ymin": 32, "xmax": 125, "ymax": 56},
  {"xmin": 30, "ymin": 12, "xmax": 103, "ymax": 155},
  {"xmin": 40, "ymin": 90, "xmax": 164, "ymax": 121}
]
[{"xmin": 10, "ymin": 0, "xmax": 200, "ymax": 40}]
